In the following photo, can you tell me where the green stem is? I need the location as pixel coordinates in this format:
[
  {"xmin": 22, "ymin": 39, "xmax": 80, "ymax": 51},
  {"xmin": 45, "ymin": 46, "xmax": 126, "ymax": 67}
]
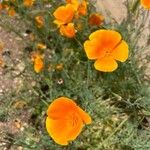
[{"xmin": 132, "ymin": 0, "xmax": 140, "ymax": 13}]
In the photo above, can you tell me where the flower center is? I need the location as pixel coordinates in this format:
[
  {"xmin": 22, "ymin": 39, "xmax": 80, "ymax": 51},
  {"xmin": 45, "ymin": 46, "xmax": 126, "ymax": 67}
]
[{"xmin": 105, "ymin": 49, "xmax": 112, "ymax": 56}]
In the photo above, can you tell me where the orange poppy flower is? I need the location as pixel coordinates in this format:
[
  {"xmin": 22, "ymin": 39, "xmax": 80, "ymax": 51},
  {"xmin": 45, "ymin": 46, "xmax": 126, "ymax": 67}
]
[
  {"xmin": 84, "ymin": 30, "xmax": 129, "ymax": 72},
  {"xmin": 31, "ymin": 53, "xmax": 44, "ymax": 73},
  {"xmin": 53, "ymin": 4, "xmax": 75, "ymax": 26},
  {"xmin": 8, "ymin": 7, "xmax": 16, "ymax": 17},
  {"xmin": 66, "ymin": 0, "xmax": 87, "ymax": 17},
  {"xmin": 60, "ymin": 23, "xmax": 76, "ymax": 38},
  {"xmin": 141, "ymin": 0, "xmax": 150, "ymax": 9},
  {"xmin": 35, "ymin": 16, "xmax": 44, "ymax": 28},
  {"xmin": 46, "ymin": 97, "xmax": 92, "ymax": 145},
  {"xmin": 0, "ymin": 4, "xmax": 2, "ymax": 12},
  {"xmin": 77, "ymin": 0, "xmax": 87, "ymax": 16},
  {"xmin": 34, "ymin": 56, "xmax": 44, "ymax": 73},
  {"xmin": 88, "ymin": 13, "xmax": 104, "ymax": 26},
  {"xmin": 23, "ymin": 0, "xmax": 35, "ymax": 7},
  {"xmin": 1, "ymin": 4, "xmax": 9, "ymax": 10},
  {"xmin": 55, "ymin": 63, "xmax": 64, "ymax": 70},
  {"xmin": 66, "ymin": 0, "xmax": 79, "ymax": 11}
]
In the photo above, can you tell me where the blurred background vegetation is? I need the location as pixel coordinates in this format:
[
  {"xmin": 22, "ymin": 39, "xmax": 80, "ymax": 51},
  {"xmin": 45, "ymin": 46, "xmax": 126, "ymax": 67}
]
[{"xmin": 0, "ymin": 0, "xmax": 150, "ymax": 150}]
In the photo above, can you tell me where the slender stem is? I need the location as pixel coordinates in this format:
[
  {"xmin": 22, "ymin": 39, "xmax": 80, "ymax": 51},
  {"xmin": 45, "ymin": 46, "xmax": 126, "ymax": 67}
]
[{"xmin": 74, "ymin": 37, "xmax": 83, "ymax": 48}]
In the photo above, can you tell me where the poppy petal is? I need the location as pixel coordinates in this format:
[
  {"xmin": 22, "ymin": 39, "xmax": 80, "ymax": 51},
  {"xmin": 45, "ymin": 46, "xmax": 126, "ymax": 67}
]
[
  {"xmin": 66, "ymin": 0, "xmax": 79, "ymax": 11},
  {"xmin": 112, "ymin": 40, "xmax": 129, "ymax": 62},
  {"xmin": 46, "ymin": 114, "xmax": 84, "ymax": 145},
  {"xmin": 53, "ymin": 4, "xmax": 74, "ymax": 24},
  {"xmin": 141, "ymin": 0, "xmax": 150, "ymax": 9},
  {"xmin": 84, "ymin": 39, "xmax": 106, "ymax": 59},
  {"xmin": 34, "ymin": 56, "xmax": 44, "ymax": 73},
  {"xmin": 77, "ymin": 107, "xmax": 92, "ymax": 124},
  {"xmin": 46, "ymin": 117, "xmax": 69, "ymax": 145},
  {"xmin": 89, "ymin": 30, "xmax": 103, "ymax": 40},
  {"xmin": 78, "ymin": 0, "xmax": 87, "ymax": 16},
  {"xmin": 89, "ymin": 30, "xmax": 122, "ymax": 52},
  {"xmin": 59, "ymin": 23, "xmax": 76, "ymax": 38},
  {"xmin": 94, "ymin": 56, "xmax": 118, "ymax": 72},
  {"xmin": 53, "ymin": 20, "xmax": 65, "ymax": 27},
  {"xmin": 47, "ymin": 97, "xmax": 77, "ymax": 119},
  {"xmin": 67, "ymin": 113, "xmax": 84, "ymax": 140}
]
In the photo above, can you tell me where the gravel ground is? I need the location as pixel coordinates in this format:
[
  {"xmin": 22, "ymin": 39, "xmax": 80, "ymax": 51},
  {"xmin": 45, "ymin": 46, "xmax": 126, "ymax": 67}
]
[{"xmin": 0, "ymin": 26, "xmax": 25, "ymax": 96}]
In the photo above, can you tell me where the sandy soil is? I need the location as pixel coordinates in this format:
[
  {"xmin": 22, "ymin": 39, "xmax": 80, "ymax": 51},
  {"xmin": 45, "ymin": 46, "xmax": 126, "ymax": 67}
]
[
  {"xmin": 0, "ymin": 27, "xmax": 25, "ymax": 96},
  {"xmin": 96, "ymin": 0, "xmax": 127, "ymax": 23}
]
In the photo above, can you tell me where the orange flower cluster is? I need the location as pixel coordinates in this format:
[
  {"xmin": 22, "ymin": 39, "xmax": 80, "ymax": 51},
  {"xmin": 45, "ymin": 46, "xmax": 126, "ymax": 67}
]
[
  {"xmin": 47, "ymin": 2, "xmax": 130, "ymax": 144},
  {"xmin": 53, "ymin": 4, "xmax": 75, "ymax": 38},
  {"xmin": 0, "ymin": 1, "xmax": 16, "ymax": 17},
  {"xmin": 0, "ymin": 0, "xmax": 35, "ymax": 16},
  {"xmin": 84, "ymin": 30, "xmax": 129, "ymax": 72},
  {"xmin": 0, "ymin": 0, "xmax": 133, "ymax": 145},
  {"xmin": 66, "ymin": 0, "xmax": 87, "ymax": 18},
  {"xmin": 46, "ymin": 97, "xmax": 91, "ymax": 145},
  {"xmin": 53, "ymin": 0, "xmax": 87, "ymax": 38},
  {"xmin": 88, "ymin": 13, "xmax": 104, "ymax": 26}
]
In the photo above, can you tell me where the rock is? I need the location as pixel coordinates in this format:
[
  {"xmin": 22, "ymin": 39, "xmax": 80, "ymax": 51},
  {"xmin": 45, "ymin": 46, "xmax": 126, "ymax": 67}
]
[
  {"xmin": 96, "ymin": 0, "xmax": 127, "ymax": 23},
  {"xmin": 13, "ymin": 62, "xmax": 25, "ymax": 76},
  {"xmin": 16, "ymin": 62, "xmax": 25, "ymax": 73}
]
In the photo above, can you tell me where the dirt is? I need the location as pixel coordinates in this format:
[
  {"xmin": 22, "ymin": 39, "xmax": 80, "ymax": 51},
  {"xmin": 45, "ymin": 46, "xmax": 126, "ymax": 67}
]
[
  {"xmin": 0, "ymin": 21, "xmax": 28, "ymax": 150},
  {"xmin": 0, "ymin": 26, "xmax": 25, "ymax": 96},
  {"xmin": 96, "ymin": 0, "xmax": 127, "ymax": 23}
]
